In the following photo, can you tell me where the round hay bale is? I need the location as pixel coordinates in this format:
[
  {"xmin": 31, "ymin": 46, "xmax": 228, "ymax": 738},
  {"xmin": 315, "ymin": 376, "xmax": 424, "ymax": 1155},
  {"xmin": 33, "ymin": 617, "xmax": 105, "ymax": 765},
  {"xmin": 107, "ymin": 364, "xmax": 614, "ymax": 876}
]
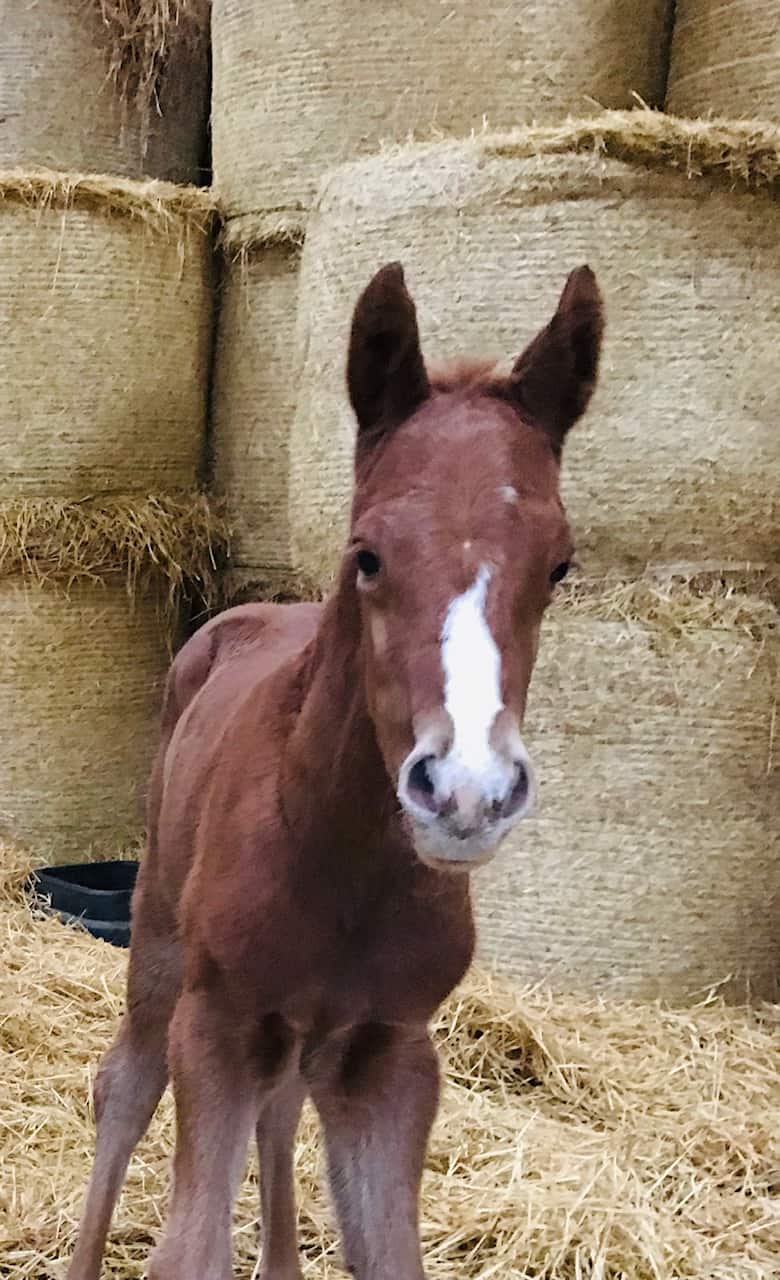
[
  {"xmin": 473, "ymin": 582, "xmax": 780, "ymax": 1004},
  {"xmin": 289, "ymin": 113, "xmax": 780, "ymax": 590},
  {"xmin": 667, "ymin": 0, "xmax": 780, "ymax": 122},
  {"xmin": 1, "ymin": 0, "xmax": 210, "ymax": 183},
  {"xmin": 0, "ymin": 577, "xmax": 169, "ymax": 858},
  {"xmin": 210, "ymin": 216, "xmax": 304, "ymax": 592},
  {"xmin": 0, "ymin": 174, "xmax": 214, "ymax": 497},
  {"xmin": 0, "ymin": 492, "xmax": 227, "ymax": 859},
  {"xmin": 212, "ymin": 0, "xmax": 673, "ymax": 214}
]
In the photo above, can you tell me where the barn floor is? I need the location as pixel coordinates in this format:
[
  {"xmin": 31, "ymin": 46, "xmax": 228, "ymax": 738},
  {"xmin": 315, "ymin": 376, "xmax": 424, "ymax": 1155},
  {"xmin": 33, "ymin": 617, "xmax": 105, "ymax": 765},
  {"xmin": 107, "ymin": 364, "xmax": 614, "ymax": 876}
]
[{"xmin": 1, "ymin": 839, "xmax": 778, "ymax": 1280}]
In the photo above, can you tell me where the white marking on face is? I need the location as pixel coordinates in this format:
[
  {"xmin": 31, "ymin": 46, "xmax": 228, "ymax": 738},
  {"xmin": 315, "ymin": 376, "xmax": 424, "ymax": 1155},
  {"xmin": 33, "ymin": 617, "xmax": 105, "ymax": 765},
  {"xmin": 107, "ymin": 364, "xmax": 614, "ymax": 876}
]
[
  {"xmin": 499, "ymin": 484, "xmax": 518, "ymax": 505},
  {"xmin": 438, "ymin": 564, "xmax": 507, "ymax": 802}
]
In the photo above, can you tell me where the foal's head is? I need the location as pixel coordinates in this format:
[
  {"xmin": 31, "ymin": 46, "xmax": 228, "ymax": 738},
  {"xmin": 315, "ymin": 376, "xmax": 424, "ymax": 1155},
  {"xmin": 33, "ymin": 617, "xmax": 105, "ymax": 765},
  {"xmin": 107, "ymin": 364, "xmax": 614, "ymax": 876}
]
[{"xmin": 344, "ymin": 262, "xmax": 603, "ymax": 871}]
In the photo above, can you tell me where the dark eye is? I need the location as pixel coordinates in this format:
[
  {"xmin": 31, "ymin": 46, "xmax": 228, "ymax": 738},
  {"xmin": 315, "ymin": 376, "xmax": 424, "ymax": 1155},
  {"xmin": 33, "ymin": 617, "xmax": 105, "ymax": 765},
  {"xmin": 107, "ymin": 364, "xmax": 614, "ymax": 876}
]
[
  {"xmin": 356, "ymin": 549, "xmax": 382, "ymax": 579},
  {"xmin": 550, "ymin": 561, "xmax": 570, "ymax": 584}
]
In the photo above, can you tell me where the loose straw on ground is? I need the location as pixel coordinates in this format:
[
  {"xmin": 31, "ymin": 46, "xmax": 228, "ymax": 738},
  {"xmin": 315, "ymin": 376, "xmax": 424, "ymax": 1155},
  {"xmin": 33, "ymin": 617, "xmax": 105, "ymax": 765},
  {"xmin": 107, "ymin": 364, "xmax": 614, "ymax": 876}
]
[{"xmin": 1, "ymin": 838, "xmax": 778, "ymax": 1278}]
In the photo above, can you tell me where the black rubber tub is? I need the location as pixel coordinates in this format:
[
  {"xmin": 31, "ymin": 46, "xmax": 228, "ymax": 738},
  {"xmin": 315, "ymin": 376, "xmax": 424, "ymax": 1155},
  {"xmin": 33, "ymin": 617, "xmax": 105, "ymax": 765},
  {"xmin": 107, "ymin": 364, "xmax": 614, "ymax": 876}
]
[{"xmin": 26, "ymin": 860, "xmax": 139, "ymax": 948}]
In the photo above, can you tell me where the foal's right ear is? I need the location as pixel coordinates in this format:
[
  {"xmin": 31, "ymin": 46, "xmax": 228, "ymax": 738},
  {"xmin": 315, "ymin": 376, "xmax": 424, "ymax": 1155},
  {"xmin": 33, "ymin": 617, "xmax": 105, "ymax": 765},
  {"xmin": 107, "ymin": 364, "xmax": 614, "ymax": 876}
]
[{"xmin": 347, "ymin": 262, "xmax": 430, "ymax": 438}]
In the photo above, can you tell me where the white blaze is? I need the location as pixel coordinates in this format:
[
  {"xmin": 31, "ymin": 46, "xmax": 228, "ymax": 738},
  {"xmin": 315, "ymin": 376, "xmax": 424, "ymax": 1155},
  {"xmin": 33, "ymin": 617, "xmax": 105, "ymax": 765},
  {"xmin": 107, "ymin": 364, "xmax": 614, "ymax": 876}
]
[{"xmin": 439, "ymin": 564, "xmax": 506, "ymax": 800}]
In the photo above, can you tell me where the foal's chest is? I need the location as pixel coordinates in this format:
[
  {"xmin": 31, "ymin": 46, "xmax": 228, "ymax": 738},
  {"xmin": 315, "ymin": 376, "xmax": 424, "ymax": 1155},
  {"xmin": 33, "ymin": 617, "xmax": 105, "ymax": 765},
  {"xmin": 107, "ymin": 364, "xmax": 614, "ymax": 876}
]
[{"xmin": 216, "ymin": 853, "xmax": 475, "ymax": 1027}]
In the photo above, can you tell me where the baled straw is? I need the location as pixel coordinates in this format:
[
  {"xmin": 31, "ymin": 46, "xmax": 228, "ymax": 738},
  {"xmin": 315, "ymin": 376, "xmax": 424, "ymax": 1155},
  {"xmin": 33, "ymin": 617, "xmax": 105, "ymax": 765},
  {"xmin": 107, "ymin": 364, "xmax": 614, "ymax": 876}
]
[
  {"xmin": 0, "ymin": 172, "xmax": 214, "ymax": 497},
  {"xmin": 667, "ymin": 0, "xmax": 780, "ymax": 125},
  {"xmin": 474, "ymin": 578, "xmax": 779, "ymax": 1002},
  {"xmin": 1, "ymin": 837, "xmax": 778, "ymax": 1277},
  {"xmin": 291, "ymin": 112, "xmax": 780, "ymax": 590},
  {"xmin": 0, "ymin": 578, "xmax": 170, "ymax": 859},
  {"xmin": 0, "ymin": 494, "xmax": 227, "ymax": 857},
  {"xmin": 0, "ymin": 2, "xmax": 210, "ymax": 183},
  {"xmin": 211, "ymin": 0, "xmax": 673, "ymax": 214},
  {"xmin": 211, "ymin": 214, "xmax": 305, "ymax": 592}
]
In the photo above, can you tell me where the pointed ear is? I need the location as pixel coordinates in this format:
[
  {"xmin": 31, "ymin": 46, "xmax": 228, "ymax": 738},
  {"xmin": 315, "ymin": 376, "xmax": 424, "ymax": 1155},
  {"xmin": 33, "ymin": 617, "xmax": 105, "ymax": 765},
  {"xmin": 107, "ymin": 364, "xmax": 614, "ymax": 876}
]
[
  {"xmin": 507, "ymin": 266, "xmax": 604, "ymax": 450},
  {"xmin": 347, "ymin": 262, "xmax": 430, "ymax": 438}
]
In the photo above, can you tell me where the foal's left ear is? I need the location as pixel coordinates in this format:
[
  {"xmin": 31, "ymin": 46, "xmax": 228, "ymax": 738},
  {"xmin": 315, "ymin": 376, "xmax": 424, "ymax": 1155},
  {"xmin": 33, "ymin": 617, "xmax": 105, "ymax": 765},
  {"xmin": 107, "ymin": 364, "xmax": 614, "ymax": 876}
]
[
  {"xmin": 347, "ymin": 262, "xmax": 430, "ymax": 438},
  {"xmin": 507, "ymin": 266, "xmax": 604, "ymax": 450}
]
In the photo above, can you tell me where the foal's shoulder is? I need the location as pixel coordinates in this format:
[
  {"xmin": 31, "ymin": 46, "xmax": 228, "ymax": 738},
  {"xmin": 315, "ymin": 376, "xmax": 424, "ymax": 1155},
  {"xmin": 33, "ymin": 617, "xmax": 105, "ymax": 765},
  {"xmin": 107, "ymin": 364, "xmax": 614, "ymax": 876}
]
[{"xmin": 164, "ymin": 601, "xmax": 323, "ymax": 727}]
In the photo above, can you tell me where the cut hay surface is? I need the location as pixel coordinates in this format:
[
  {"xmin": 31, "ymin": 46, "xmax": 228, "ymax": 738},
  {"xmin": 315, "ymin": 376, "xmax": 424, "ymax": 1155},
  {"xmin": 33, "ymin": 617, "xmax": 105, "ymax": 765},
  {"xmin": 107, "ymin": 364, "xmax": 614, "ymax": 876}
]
[
  {"xmin": 1, "ymin": 840, "xmax": 778, "ymax": 1279},
  {"xmin": 1, "ymin": 1, "xmax": 210, "ymax": 184},
  {"xmin": 291, "ymin": 111, "xmax": 780, "ymax": 588}
]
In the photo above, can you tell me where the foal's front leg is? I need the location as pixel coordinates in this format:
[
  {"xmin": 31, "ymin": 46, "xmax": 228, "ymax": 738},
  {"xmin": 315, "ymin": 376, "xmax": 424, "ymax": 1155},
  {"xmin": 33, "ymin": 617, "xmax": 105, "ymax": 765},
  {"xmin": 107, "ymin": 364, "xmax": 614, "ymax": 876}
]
[
  {"xmin": 147, "ymin": 990, "xmax": 258, "ymax": 1280},
  {"xmin": 309, "ymin": 1025, "xmax": 439, "ymax": 1280}
]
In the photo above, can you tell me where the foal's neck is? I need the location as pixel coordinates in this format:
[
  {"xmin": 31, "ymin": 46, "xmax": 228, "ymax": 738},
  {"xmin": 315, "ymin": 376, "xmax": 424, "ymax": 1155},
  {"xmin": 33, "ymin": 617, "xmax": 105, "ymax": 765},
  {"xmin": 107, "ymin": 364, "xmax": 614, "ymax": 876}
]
[{"xmin": 282, "ymin": 571, "xmax": 398, "ymax": 855}]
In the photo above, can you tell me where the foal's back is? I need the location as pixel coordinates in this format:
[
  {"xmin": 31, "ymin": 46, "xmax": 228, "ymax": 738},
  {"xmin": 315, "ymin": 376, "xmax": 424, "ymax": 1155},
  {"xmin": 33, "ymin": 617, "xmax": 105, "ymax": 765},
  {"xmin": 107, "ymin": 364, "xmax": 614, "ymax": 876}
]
[{"xmin": 143, "ymin": 601, "xmax": 322, "ymax": 910}]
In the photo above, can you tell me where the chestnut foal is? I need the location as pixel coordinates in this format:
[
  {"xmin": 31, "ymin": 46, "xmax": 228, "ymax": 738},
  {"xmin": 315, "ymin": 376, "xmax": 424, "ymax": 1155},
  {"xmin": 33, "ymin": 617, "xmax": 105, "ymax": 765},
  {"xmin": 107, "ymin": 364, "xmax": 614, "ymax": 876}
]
[{"xmin": 68, "ymin": 261, "xmax": 603, "ymax": 1280}]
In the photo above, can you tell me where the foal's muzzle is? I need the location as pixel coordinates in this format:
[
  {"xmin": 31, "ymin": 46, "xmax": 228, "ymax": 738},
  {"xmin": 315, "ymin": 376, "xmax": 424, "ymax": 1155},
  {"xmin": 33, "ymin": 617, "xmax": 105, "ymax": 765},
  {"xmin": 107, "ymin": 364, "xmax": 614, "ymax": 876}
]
[{"xmin": 397, "ymin": 718, "xmax": 536, "ymax": 871}]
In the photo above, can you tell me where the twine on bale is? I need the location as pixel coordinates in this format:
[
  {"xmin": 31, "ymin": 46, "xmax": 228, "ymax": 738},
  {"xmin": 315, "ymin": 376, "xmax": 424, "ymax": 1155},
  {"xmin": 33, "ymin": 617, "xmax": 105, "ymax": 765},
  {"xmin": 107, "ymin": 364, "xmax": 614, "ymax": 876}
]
[
  {"xmin": 291, "ymin": 110, "xmax": 780, "ymax": 589},
  {"xmin": 211, "ymin": 212, "xmax": 306, "ymax": 592},
  {"xmin": 1, "ymin": 835, "xmax": 778, "ymax": 1277},
  {"xmin": 473, "ymin": 577, "xmax": 779, "ymax": 1003},
  {"xmin": 211, "ymin": 0, "xmax": 674, "ymax": 215},
  {"xmin": 0, "ymin": 171, "xmax": 215, "ymax": 497},
  {"xmin": 667, "ymin": 0, "xmax": 780, "ymax": 125}
]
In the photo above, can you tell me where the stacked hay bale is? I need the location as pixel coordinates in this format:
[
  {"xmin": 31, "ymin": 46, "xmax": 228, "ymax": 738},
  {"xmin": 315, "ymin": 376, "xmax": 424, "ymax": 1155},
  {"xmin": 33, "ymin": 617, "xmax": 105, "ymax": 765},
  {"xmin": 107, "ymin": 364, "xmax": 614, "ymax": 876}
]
[
  {"xmin": 0, "ymin": 174, "xmax": 224, "ymax": 860},
  {"xmin": 1, "ymin": 0, "xmax": 211, "ymax": 183},
  {"xmin": 209, "ymin": 0, "xmax": 675, "ymax": 597},
  {"xmin": 667, "ymin": 0, "xmax": 780, "ymax": 121},
  {"xmin": 209, "ymin": 213, "xmax": 306, "ymax": 600},
  {"xmin": 288, "ymin": 112, "xmax": 780, "ymax": 1001}
]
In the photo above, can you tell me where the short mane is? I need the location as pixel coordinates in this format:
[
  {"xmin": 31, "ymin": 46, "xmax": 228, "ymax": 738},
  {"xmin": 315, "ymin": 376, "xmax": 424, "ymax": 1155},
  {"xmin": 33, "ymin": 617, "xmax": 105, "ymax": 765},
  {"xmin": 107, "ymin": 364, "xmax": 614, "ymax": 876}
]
[{"xmin": 426, "ymin": 356, "xmax": 502, "ymax": 394}]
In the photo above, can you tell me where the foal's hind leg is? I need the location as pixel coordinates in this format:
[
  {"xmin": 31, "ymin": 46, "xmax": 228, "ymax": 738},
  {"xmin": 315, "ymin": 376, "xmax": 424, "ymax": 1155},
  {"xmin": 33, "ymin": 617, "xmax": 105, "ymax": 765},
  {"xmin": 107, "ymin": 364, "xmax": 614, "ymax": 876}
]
[
  {"xmin": 67, "ymin": 913, "xmax": 181, "ymax": 1280},
  {"xmin": 146, "ymin": 989, "xmax": 259, "ymax": 1280},
  {"xmin": 256, "ymin": 1074, "xmax": 306, "ymax": 1280}
]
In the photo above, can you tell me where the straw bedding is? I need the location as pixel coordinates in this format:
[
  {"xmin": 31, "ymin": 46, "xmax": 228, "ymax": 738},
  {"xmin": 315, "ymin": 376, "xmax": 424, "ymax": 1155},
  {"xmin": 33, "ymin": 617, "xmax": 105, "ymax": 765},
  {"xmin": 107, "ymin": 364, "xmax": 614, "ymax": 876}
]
[
  {"xmin": 211, "ymin": 216, "xmax": 305, "ymax": 591},
  {"xmin": 667, "ymin": 0, "xmax": 780, "ymax": 124},
  {"xmin": 0, "ymin": 493, "xmax": 226, "ymax": 858},
  {"xmin": 290, "ymin": 112, "xmax": 780, "ymax": 590},
  {"xmin": 211, "ymin": 0, "xmax": 673, "ymax": 214},
  {"xmin": 0, "ymin": 172, "xmax": 214, "ymax": 497},
  {"xmin": 1, "ymin": 0, "xmax": 210, "ymax": 183},
  {"xmin": 1, "ymin": 838, "xmax": 778, "ymax": 1278},
  {"xmin": 474, "ymin": 578, "xmax": 780, "ymax": 1003}
]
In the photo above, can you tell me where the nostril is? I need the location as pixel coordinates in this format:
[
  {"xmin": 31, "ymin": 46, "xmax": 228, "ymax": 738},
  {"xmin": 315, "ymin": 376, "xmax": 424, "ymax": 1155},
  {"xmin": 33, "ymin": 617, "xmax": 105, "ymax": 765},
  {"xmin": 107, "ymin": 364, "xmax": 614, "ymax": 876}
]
[
  {"xmin": 406, "ymin": 755, "xmax": 439, "ymax": 814},
  {"xmin": 502, "ymin": 760, "xmax": 531, "ymax": 819}
]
